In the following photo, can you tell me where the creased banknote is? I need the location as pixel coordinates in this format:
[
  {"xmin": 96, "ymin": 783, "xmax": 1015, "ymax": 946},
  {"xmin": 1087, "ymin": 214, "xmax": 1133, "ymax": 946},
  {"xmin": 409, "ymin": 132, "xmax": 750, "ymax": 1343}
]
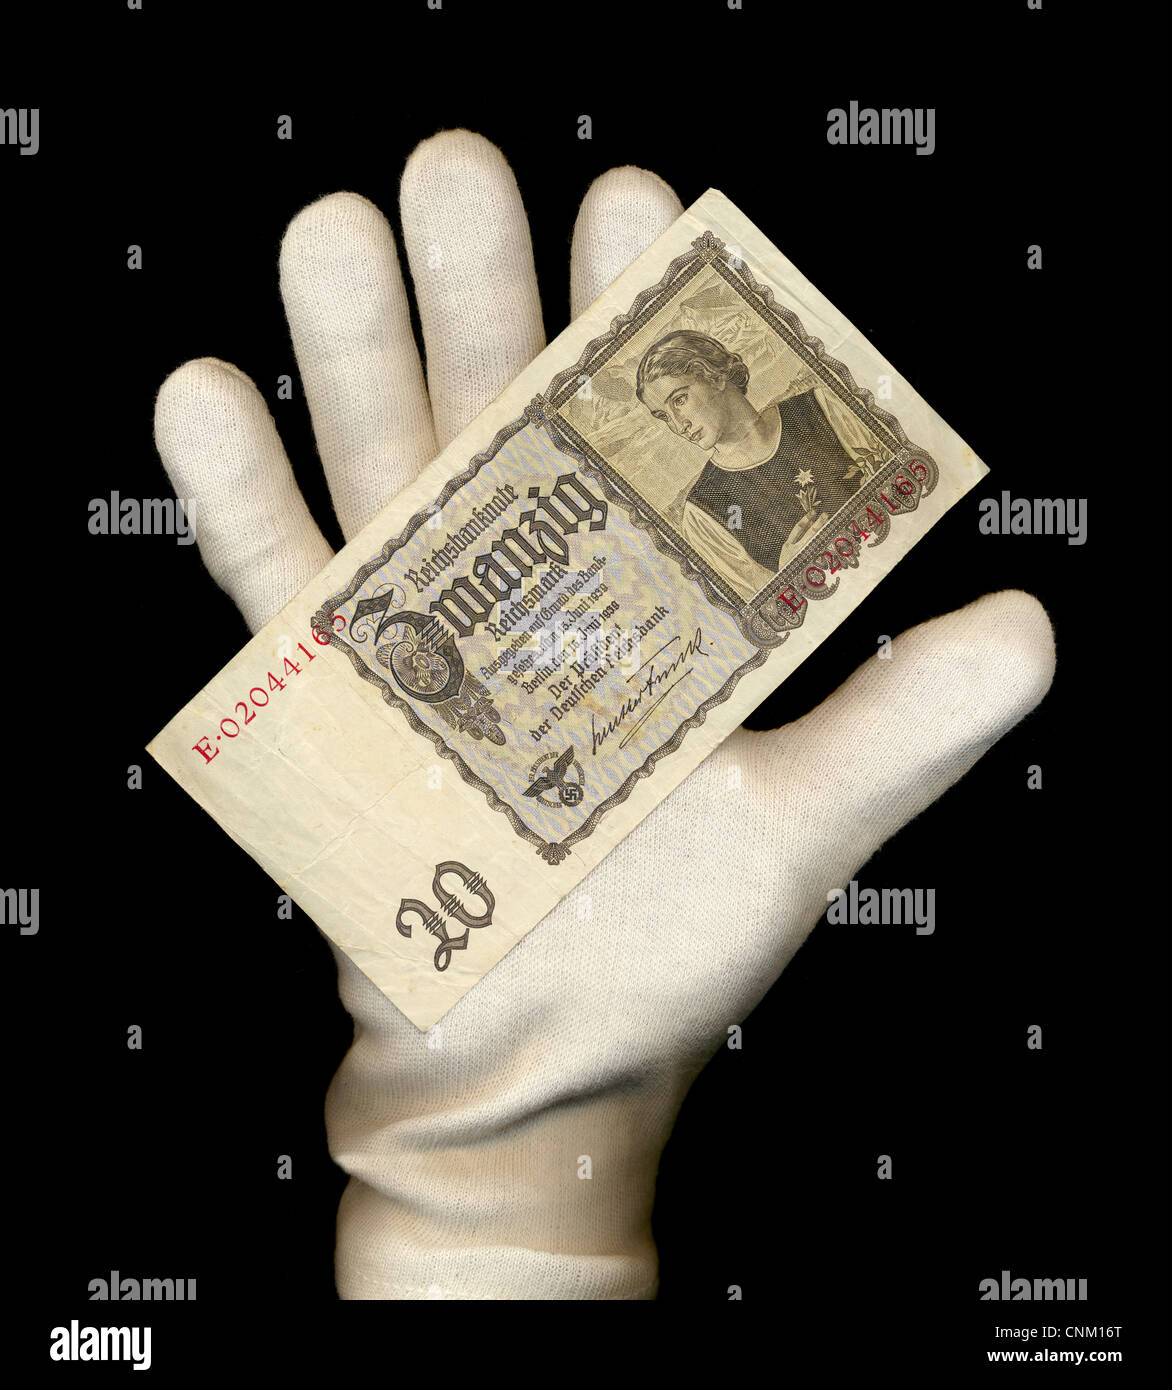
[{"xmin": 147, "ymin": 189, "xmax": 987, "ymax": 1029}]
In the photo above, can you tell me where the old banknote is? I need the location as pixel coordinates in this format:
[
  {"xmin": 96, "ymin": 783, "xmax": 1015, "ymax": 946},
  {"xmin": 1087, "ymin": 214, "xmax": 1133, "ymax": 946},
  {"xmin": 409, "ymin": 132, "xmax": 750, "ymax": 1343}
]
[{"xmin": 148, "ymin": 189, "xmax": 987, "ymax": 1029}]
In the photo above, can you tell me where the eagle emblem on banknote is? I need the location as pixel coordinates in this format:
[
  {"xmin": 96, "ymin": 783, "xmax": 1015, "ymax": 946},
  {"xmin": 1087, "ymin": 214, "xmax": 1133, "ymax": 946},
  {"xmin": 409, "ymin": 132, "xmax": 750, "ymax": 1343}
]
[{"xmin": 524, "ymin": 746, "xmax": 585, "ymax": 807}]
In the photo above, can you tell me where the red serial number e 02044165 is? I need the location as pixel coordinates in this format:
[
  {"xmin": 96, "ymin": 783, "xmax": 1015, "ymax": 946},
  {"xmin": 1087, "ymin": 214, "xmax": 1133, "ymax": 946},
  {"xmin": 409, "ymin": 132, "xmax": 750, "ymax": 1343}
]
[
  {"xmin": 189, "ymin": 616, "xmax": 346, "ymax": 765},
  {"xmin": 775, "ymin": 462, "xmax": 927, "ymax": 611}
]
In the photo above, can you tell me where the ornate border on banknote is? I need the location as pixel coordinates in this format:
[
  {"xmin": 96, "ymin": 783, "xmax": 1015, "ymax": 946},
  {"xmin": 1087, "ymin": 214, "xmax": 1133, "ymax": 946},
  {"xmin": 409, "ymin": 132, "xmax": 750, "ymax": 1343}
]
[{"xmin": 314, "ymin": 230, "xmax": 940, "ymax": 863}]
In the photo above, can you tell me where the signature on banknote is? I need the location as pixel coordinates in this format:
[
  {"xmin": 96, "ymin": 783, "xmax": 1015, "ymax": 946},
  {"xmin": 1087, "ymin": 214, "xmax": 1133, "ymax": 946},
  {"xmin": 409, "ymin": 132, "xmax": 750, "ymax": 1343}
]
[{"xmin": 590, "ymin": 627, "xmax": 715, "ymax": 754}]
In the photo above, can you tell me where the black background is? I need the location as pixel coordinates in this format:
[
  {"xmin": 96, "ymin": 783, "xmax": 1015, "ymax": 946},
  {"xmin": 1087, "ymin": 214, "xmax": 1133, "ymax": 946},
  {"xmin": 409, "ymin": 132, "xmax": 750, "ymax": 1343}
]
[{"xmin": 5, "ymin": 0, "xmax": 1143, "ymax": 1377}]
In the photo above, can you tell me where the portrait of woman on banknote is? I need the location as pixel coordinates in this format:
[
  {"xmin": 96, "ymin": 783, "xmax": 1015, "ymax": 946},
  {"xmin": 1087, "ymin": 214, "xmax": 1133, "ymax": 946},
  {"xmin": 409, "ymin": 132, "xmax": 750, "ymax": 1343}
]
[{"xmin": 635, "ymin": 330, "xmax": 880, "ymax": 597}]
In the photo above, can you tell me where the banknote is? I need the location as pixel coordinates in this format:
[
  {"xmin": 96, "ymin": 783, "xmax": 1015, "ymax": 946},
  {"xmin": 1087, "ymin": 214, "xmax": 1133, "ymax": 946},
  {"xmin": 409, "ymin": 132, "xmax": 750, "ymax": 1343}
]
[{"xmin": 147, "ymin": 188, "xmax": 987, "ymax": 1030}]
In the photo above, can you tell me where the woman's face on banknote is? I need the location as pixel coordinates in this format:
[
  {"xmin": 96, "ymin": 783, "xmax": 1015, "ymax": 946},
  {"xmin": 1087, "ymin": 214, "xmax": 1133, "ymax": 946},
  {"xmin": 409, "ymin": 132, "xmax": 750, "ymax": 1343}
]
[{"xmin": 639, "ymin": 371, "xmax": 735, "ymax": 452}]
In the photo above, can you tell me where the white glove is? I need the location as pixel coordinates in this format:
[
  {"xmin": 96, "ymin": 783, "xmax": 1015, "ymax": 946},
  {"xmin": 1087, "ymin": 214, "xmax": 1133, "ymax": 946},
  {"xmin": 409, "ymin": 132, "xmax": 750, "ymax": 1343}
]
[{"xmin": 154, "ymin": 129, "xmax": 1055, "ymax": 1300}]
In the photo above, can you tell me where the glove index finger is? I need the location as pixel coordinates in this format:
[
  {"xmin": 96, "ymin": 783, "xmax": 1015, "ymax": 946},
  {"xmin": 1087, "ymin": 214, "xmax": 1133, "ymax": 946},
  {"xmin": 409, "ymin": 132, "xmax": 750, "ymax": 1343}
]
[{"xmin": 153, "ymin": 356, "xmax": 334, "ymax": 635}]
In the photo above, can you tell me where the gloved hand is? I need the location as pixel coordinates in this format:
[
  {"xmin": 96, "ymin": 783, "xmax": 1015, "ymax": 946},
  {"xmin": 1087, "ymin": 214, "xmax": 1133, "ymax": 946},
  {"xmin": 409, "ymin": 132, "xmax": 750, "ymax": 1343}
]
[{"xmin": 154, "ymin": 129, "xmax": 1056, "ymax": 1300}]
